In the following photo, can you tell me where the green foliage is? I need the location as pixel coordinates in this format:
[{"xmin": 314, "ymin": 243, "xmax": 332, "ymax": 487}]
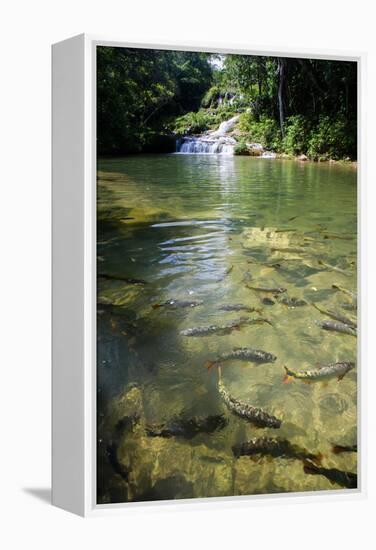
[
  {"xmin": 201, "ymin": 86, "xmax": 221, "ymax": 108},
  {"xmin": 97, "ymin": 47, "xmax": 212, "ymax": 154},
  {"xmin": 97, "ymin": 47, "xmax": 357, "ymax": 159},
  {"xmin": 173, "ymin": 105, "xmax": 238, "ymax": 135},
  {"xmin": 282, "ymin": 115, "xmax": 310, "ymax": 155},
  {"xmin": 238, "ymin": 113, "xmax": 282, "ymax": 150},
  {"xmin": 233, "ymin": 141, "xmax": 249, "ymax": 155},
  {"xmin": 307, "ymin": 116, "xmax": 356, "ymax": 160},
  {"xmin": 173, "ymin": 110, "xmax": 213, "ymax": 135}
]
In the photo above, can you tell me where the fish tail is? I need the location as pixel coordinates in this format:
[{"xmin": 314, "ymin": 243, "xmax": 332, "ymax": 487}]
[
  {"xmin": 152, "ymin": 303, "xmax": 162, "ymax": 310},
  {"xmin": 314, "ymin": 452, "xmax": 325, "ymax": 465},
  {"xmin": 332, "ymin": 445, "xmax": 346, "ymax": 454},
  {"xmin": 303, "ymin": 460, "xmax": 319, "ymax": 475},
  {"xmin": 204, "ymin": 360, "xmax": 218, "ymax": 372},
  {"xmin": 283, "ymin": 366, "xmax": 294, "ymax": 384}
]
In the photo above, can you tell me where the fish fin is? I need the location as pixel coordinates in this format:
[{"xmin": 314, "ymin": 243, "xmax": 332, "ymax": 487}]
[
  {"xmin": 204, "ymin": 360, "xmax": 217, "ymax": 372},
  {"xmin": 303, "ymin": 460, "xmax": 318, "ymax": 475},
  {"xmin": 338, "ymin": 373, "xmax": 346, "ymax": 381},
  {"xmin": 152, "ymin": 303, "xmax": 162, "ymax": 310},
  {"xmin": 314, "ymin": 452, "xmax": 325, "ymax": 466},
  {"xmin": 283, "ymin": 366, "xmax": 294, "ymax": 383},
  {"xmin": 332, "ymin": 445, "xmax": 347, "ymax": 454}
]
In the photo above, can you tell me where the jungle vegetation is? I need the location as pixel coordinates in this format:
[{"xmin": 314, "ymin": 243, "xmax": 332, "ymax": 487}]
[{"xmin": 97, "ymin": 46, "xmax": 357, "ymax": 160}]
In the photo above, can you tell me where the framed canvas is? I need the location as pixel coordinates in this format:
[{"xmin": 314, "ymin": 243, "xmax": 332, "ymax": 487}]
[{"xmin": 52, "ymin": 34, "xmax": 366, "ymax": 517}]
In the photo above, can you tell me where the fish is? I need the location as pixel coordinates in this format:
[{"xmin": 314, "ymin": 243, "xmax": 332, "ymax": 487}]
[
  {"xmin": 332, "ymin": 284, "xmax": 357, "ymax": 305},
  {"xmin": 98, "ymin": 273, "xmax": 148, "ymax": 285},
  {"xmin": 283, "ymin": 361, "xmax": 355, "ymax": 383},
  {"xmin": 270, "ymin": 247, "xmax": 306, "ymax": 254},
  {"xmin": 216, "ymin": 264, "xmax": 234, "ymax": 282},
  {"xmin": 217, "ymin": 367, "xmax": 282, "ymax": 428},
  {"xmin": 280, "ymin": 297, "xmax": 307, "ymax": 307},
  {"xmin": 316, "ymin": 320, "xmax": 357, "ymax": 336},
  {"xmin": 145, "ymin": 414, "xmax": 228, "ymax": 439},
  {"xmin": 152, "ymin": 299, "xmax": 203, "ymax": 310},
  {"xmin": 275, "ymin": 229, "xmax": 297, "ymax": 233},
  {"xmin": 340, "ymin": 302, "xmax": 357, "ymax": 311},
  {"xmin": 245, "ymin": 284, "xmax": 287, "ymax": 294},
  {"xmin": 318, "ymin": 260, "xmax": 351, "ymax": 277},
  {"xmin": 303, "ymin": 460, "xmax": 357, "ymax": 489},
  {"xmin": 180, "ymin": 317, "xmax": 272, "ymax": 337},
  {"xmin": 218, "ymin": 304, "xmax": 262, "ymax": 314},
  {"xmin": 332, "ymin": 444, "xmax": 357, "ymax": 454},
  {"xmin": 321, "ymin": 233, "xmax": 355, "ymax": 241},
  {"xmin": 204, "ymin": 347, "xmax": 277, "ymax": 370},
  {"xmin": 312, "ymin": 303, "xmax": 357, "ymax": 328},
  {"xmin": 262, "ymin": 297, "xmax": 275, "ymax": 305},
  {"xmin": 246, "ymin": 259, "xmax": 282, "ymax": 270},
  {"xmin": 232, "ymin": 437, "xmax": 322, "ymax": 464}
]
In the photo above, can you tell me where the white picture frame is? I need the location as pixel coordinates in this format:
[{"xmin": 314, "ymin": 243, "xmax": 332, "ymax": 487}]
[{"xmin": 52, "ymin": 34, "xmax": 366, "ymax": 517}]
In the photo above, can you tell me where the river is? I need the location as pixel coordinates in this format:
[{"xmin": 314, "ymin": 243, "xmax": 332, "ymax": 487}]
[{"xmin": 97, "ymin": 154, "xmax": 357, "ymax": 503}]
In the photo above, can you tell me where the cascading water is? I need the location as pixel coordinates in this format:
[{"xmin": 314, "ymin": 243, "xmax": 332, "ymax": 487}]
[{"xmin": 176, "ymin": 115, "xmax": 239, "ymax": 155}]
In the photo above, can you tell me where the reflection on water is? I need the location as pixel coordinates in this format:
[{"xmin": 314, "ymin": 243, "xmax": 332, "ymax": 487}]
[{"xmin": 97, "ymin": 155, "xmax": 357, "ymax": 504}]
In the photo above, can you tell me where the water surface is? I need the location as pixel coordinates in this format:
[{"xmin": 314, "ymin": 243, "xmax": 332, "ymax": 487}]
[{"xmin": 97, "ymin": 155, "xmax": 357, "ymax": 503}]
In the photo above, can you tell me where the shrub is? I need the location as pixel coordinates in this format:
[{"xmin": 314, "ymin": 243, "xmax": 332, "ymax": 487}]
[
  {"xmin": 233, "ymin": 141, "xmax": 249, "ymax": 155},
  {"xmin": 201, "ymin": 86, "xmax": 221, "ymax": 108},
  {"xmin": 173, "ymin": 110, "xmax": 213, "ymax": 135},
  {"xmin": 238, "ymin": 113, "xmax": 282, "ymax": 150},
  {"xmin": 307, "ymin": 116, "xmax": 356, "ymax": 160},
  {"xmin": 282, "ymin": 115, "xmax": 310, "ymax": 155},
  {"xmin": 172, "ymin": 106, "xmax": 239, "ymax": 136}
]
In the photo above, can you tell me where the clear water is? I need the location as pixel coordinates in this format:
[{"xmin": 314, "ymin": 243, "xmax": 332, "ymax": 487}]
[{"xmin": 97, "ymin": 155, "xmax": 357, "ymax": 504}]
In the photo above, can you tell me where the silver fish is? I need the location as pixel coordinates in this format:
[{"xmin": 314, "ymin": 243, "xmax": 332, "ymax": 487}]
[
  {"xmin": 283, "ymin": 361, "xmax": 355, "ymax": 382},
  {"xmin": 205, "ymin": 348, "xmax": 276, "ymax": 370},
  {"xmin": 218, "ymin": 368, "xmax": 282, "ymax": 428},
  {"xmin": 180, "ymin": 317, "xmax": 271, "ymax": 337},
  {"xmin": 316, "ymin": 320, "xmax": 356, "ymax": 337},
  {"xmin": 312, "ymin": 303, "xmax": 357, "ymax": 328}
]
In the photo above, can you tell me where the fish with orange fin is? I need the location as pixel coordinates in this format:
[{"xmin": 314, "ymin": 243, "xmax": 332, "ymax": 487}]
[
  {"xmin": 204, "ymin": 347, "xmax": 276, "ymax": 371},
  {"xmin": 180, "ymin": 317, "xmax": 272, "ymax": 337},
  {"xmin": 283, "ymin": 362, "xmax": 354, "ymax": 384},
  {"xmin": 232, "ymin": 437, "xmax": 323, "ymax": 465},
  {"xmin": 303, "ymin": 460, "xmax": 357, "ymax": 489}
]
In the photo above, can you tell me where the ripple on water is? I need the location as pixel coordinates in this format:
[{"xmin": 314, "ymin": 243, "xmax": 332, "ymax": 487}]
[{"xmin": 319, "ymin": 393, "xmax": 349, "ymax": 416}]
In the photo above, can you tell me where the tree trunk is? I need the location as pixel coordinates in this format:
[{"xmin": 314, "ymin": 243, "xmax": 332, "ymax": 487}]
[{"xmin": 277, "ymin": 58, "xmax": 285, "ymax": 137}]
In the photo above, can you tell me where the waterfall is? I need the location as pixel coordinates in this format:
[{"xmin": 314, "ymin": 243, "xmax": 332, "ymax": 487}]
[
  {"xmin": 176, "ymin": 115, "xmax": 239, "ymax": 155},
  {"xmin": 177, "ymin": 135, "xmax": 236, "ymax": 155}
]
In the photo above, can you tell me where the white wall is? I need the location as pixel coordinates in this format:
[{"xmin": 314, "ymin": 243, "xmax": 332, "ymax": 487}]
[{"xmin": 1, "ymin": 0, "xmax": 375, "ymax": 547}]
